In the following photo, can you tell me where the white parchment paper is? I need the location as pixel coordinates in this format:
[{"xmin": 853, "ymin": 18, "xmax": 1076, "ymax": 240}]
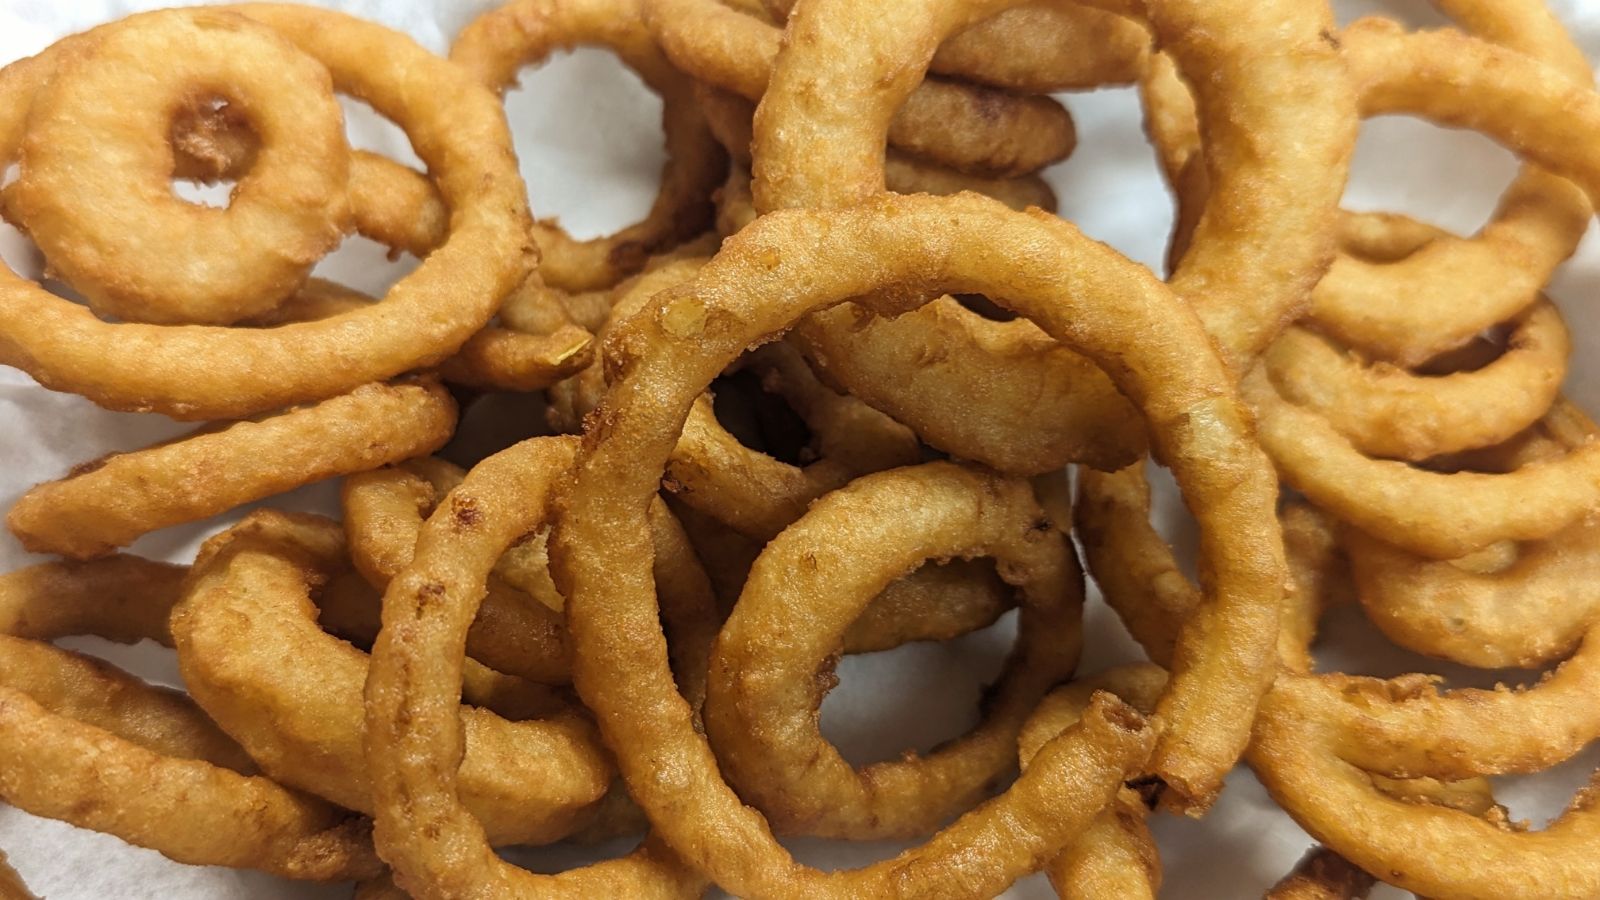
[{"xmin": 3, "ymin": 1, "xmax": 1600, "ymax": 897}]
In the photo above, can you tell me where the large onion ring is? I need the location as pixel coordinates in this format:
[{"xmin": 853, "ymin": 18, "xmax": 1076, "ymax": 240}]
[
  {"xmin": 0, "ymin": 4, "xmax": 532, "ymax": 420},
  {"xmin": 3, "ymin": 8, "xmax": 351, "ymax": 325},
  {"xmin": 552, "ymin": 192, "xmax": 1280, "ymax": 843},
  {"xmin": 7, "ymin": 378, "xmax": 456, "ymax": 560},
  {"xmin": 704, "ymin": 461, "xmax": 1084, "ymax": 839}
]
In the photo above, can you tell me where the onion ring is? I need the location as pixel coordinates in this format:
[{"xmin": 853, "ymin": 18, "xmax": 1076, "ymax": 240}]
[
  {"xmin": 704, "ymin": 461, "xmax": 1084, "ymax": 839},
  {"xmin": 1348, "ymin": 512, "xmax": 1600, "ymax": 669},
  {"xmin": 172, "ymin": 509, "xmax": 614, "ymax": 847},
  {"xmin": 364, "ymin": 436, "xmax": 714, "ymax": 899},
  {"xmin": 643, "ymin": 0, "xmax": 1078, "ymax": 178},
  {"xmin": 449, "ymin": 0, "xmax": 725, "ymax": 293},
  {"xmin": 0, "ymin": 554, "xmax": 380, "ymax": 880},
  {"xmin": 1263, "ymin": 298, "xmax": 1570, "ymax": 461},
  {"xmin": 1244, "ymin": 371, "xmax": 1600, "ymax": 559},
  {"xmin": 2, "ymin": 8, "xmax": 351, "ymax": 326},
  {"xmin": 0, "ymin": 4, "xmax": 532, "ymax": 420},
  {"xmin": 7, "ymin": 377, "xmax": 456, "ymax": 560},
  {"xmin": 1017, "ymin": 664, "xmax": 1166, "ymax": 900},
  {"xmin": 0, "ymin": 850, "xmax": 33, "ymax": 900},
  {"xmin": 553, "ymin": 192, "xmax": 1280, "ymax": 835}
]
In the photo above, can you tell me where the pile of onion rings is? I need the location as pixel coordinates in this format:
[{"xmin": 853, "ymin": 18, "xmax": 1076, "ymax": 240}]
[{"xmin": 2, "ymin": 0, "xmax": 1599, "ymax": 897}]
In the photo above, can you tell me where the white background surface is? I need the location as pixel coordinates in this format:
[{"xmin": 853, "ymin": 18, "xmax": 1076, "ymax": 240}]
[{"xmin": 3, "ymin": 1, "xmax": 1600, "ymax": 897}]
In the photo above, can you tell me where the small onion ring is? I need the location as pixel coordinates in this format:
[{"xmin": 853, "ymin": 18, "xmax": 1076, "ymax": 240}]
[
  {"xmin": 0, "ymin": 555, "xmax": 380, "ymax": 880},
  {"xmin": 6, "ymin": 377, "xmax": 457, "ymax": 560},
  {"xmin": 704, "ymin": 461, "xmax": 1084, "ymax": 839},
  {"xmin": 1263, "ymin": 298, "xmax": 1570, "ymax": 461},
  {"xmin": 364, "ymin": 436, "xmax": 715, "ymax": 899},
  {"xmin": 3, "ymin": 8, "xmax": 351, "ymax": 325},
  {"xmin": 449, "ymin": 0, "xmax": 725, "ymax": 292},
  {"xmin": 0, "ymin": 850, "xmax": 33, "ymax": 900},
  {"xmin": 0, "ymin": 4, "xmax": 533, "ymax": 420},
  {"xmin": 643, "ymin": 0, "xmax": 1078, "ymax": 178},
  {"xmin": 553, "ymin": 192, "xmax": 1280, "ymax": 838},
  {"xmin": 172, "ymin": 510, "xmax": 614, "ymax": 847}
]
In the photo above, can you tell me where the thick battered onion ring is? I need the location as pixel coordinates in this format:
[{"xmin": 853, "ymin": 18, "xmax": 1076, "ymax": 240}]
[
  {"xmin": 1263, "ymin": 299, "xmax": 1570, "ymax": 460},
  {"xmin": 7, "ymin": 378, "xmax": 456, "ymax": 560},
  {"xmin": 342, "ymin": 459, "xmax": 570, "ymax": 685},
  {"xmin": 1244, "ymin": 372, "xmax": 1600, "ymax": 559},
  {"xmin": 696, "ymin": 87, "xmax": 1059, "ymax": 220},
  {"xmin": 1348, "ymin": 514, "xmax": 1600, "ymax": 670},
  {"xmin": 0, "ymin": 4, "xmax": 532, "ymax": 420},
  {"xmin": 705, "ymin": 462, "xmax": 1084, "ymax": 839},
  {"xmin": 643, "ymin": 0, "xmax": 1078, "ymax": 178},
  {"xmin": 1264, "ymin": 848, "xmax": 1375, "ymax": 900},
  {"xmin": 449, "ymin": 0, "xmax": 725, "ymax": 293},
  {"xmin": 364, "ymin": 436, "xmax": 716, "ymax": 898},
  {"xmin": 172, "ymin": 510, "xmax": 614, "ymax": 847},
  {"xmin": 0, "ymin": 555, "xmax": 380, "ymax": 880},
  {"xmin": 4, "ymin": 9, "xmax": 350, "ymax": 326},
  {"xmin": 553, "ymin": 193, "xmax": 1280, "ymax": 836},
  {"xmin": 1017, "ymin": 664, "xmax": 1166, "ymax": 900}
]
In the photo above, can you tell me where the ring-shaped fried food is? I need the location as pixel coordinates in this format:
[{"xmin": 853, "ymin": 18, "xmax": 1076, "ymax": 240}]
[
  {"xmin": 1017, "ymin": 664, "xmax": 1166, "ymax": 900},
  {"xmin": 3, "ymin": 9, "xmax": 351, "ymax": 325},
  {"xmin": 1263, "ymin": 299, "xmax": 1569, "ymax": 461},
  {"xmin": 705, "ymin": 462, "xmax": 1084, "ymax": 839},
  {"xmin": 449, "ymin": 0, "xmax": 725, "ymax": 292},
  {"xmin": 746, "ymin": 0, "xmax": 1350, "ymax": 473},
  {"xmin": 364, "ymin": 436, "xmax": 716, "ymax": 899},
  {"xmin": 0, "ymin": 4, "xmax": 532, "ymax": 420},
  {"xmin": 172, "ymin": 510, "xmax": 613, "ymax": 847},
  {"xmin": 0, "ymin": 850, "xmax": 33, "ymax": 900},
  {"xmin": 643, "ymin": 0, "xmax": 1078, "ymax": 179},
  {"xmin": 1142, "ymin": 1, "xmax": 1594, "ymax": 367},
  {"xmin": 552, "ymin": 192, "xmax": 1279, "ymax": 839},
  {"xmin": 7, "ymin": 378, "xmax": 456, "ymax": 560},
  {"xmin": 1245, "ymin": 371, "xmax": 1600, "ymax": 559},
  {"xmin": 342, "ymin": 459, "xmax": 570, "ymax": 684},
  {"xmin": 0, "ymin": 555, "xmax": 380, "ymax": 880},
  {"xmin": 1348, "ymin": 514, "xmax": 1600, "ymax": 669}
]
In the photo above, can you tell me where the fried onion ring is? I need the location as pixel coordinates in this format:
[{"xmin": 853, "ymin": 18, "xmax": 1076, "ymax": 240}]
[
  {"xmin": 172, "ymin": 510, "xmax": 614, "ymax": 847},
  {"xmin": 0, "ymin": 850, "xmax": 33, "ymax": 900},
  {"xmin": 704, "ymin": 462, "xmax": 1084, "ymax": 839},
  {"xmin": 1264, "ymin": 848, "xmax": 1376, "ymax": 900},
  {"xmin": 449, "ymin": 0, "xmax": 725, "ymax": 292},
  {"xmin": 7, "ymin": 378, "xmax": 456, "ymax": 560},
  {"xmin": 0, "ymin": 555, "xmax": 380, "ymax": 880},
  {"xmin": 0, "ymin": 4, "xmax": 532, "ymax": 420},
  {"xmin": 3, "ymin": 8, "xmax": 351, "ymax": 326},
  {"xmin": 553, "ymin": 193, "xmax": 1280, "ymax": 831}
]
